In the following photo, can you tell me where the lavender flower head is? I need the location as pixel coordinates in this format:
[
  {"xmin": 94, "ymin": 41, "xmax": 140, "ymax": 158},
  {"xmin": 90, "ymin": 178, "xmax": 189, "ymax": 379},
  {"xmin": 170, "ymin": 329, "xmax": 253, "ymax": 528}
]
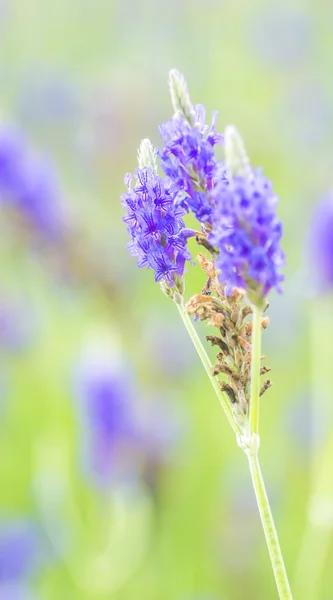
[
  {"xmin": 121, "ymin": 70, "xmax": 284, "ymax": 303},
  {"xmin": 74, "ymin": 332, "xmax": 139, "ymax": 485},
  {"xmin": 0, "ymin": 584, "xmax": 36, "ymax": 600},
  {"xmin": 158, "ymin": 69, "xmax": 225, "ymax": 227},
  {"xmin": 159, "ymin": 74, "xmax": 284, "ymax": 302},
  {"xmin": 122, "ymin": 139, "xmax": 193, "ymax": 288},
  {"xmin": 120, "ymin": 71, "xmax": 290, "ymax": 596},
  {"xmin": 209, "ymin": 127, "xmax": 284, "ymax": 301},
  {"xmin": 158, "ymin": 105, "xmax": 225, "ymax": 224},
  {"xmin": 0, "ymin": 520, "xmax": 39, "ymax": 584},
  {"xmin": 0, "ymin": 124, "xmax": 65, "ymax": 238},
  {"xmin": 0, "ymin": 293, "xmax": 35, "ymax": 353},
  {"xmin": 308, "ymin": 192, "xmax": 333, "ymax": 293}
]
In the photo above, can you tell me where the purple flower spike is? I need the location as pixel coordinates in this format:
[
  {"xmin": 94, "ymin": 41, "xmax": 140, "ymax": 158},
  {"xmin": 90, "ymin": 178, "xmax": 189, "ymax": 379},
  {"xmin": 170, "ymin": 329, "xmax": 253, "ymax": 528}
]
[
  {"xmin": 209, "ymin": 168, "xmax": 285, "ymax": 298},
  {"xmin": 0, "ymin": 124, "xmax": 65, "ymax": 239},
  {"xmin": 74, "ymin": 336, "xmax": 139, "ymax": 485},
  {"xmin": 0, "ymin": 583, "xmax": 36, "ymax": 600},
  {"xmin": 122, "ymin": 158, "xmax": 193, "ymax": 286},
  {"xmin": 0, "ymin": 520, "xmax": 39, "ymax": 583},
  {"xmin": 158, "ymin": 106, "xmax": 225, "ymax": 224},
  {"xmin": 0, "ymin": 294, "xmax": 35, "ymax": 353},
  {"xmin": 309, "ymin": 192, "xmax": 333, "ymax": 293},
  {"xmin": 121, "ymin": 73, "xmax": 285, "ymax": 301}
]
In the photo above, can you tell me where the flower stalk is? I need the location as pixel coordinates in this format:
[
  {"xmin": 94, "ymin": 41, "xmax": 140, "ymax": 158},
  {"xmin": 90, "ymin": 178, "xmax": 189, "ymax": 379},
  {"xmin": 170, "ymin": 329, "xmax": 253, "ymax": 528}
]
[
  {"xmin": 121, "ymin": 67, "xmax": 292, "ymax": 600},
  {"xmin": 176, "ymin": 297, "xmax": 242, "ymax": 438},
  {"xmin": 248, "ymin": 452, "xmax": 293, "ymax": 600},
  {"xmin": 180, "ymin": 289, "xmax": 293, "ymax": 599},
  {"xmin": 249, "ymin": 304, "xmax": 262, "ymax": 436}
]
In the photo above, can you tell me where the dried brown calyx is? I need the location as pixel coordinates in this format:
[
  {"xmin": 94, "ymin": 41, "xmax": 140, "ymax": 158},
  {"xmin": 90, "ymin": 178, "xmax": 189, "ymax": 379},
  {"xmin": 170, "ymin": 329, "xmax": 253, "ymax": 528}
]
[{"xmin": 186, "ymin": 253, "xmax": 271, "ymax": 417}]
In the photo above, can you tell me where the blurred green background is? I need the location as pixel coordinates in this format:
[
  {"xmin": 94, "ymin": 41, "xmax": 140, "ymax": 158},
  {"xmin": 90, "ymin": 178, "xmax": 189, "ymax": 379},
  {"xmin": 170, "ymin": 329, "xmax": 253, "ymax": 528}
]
[{"xmin": 0, "ymin": 0, "xmax": 332, "ymax": 598}]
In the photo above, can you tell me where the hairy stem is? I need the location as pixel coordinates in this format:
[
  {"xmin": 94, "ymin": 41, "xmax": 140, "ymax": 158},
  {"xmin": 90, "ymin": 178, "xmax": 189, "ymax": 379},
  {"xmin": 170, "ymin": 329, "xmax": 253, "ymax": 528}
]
[
  {"xmin": 248, "ymin": 452, "xmax": 293, "ymax": 600},
  {"xmin": 249, "ymin": 305, "xmax": 262, "ymax": 435},
  {"xmin": 176, "ymin": 299, "xmax": 242, "ymax": 437}
]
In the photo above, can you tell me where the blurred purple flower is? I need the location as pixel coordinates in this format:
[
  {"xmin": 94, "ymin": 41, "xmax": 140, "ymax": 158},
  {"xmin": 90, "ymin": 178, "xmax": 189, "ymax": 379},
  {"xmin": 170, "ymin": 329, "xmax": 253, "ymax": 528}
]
[
  {"xmin": 73, "ymin": 336, "xmax": 140, "ymax": 485},
  {"xmin": 309, "ymin": 193, "xmax": 333, "ymax": 293},
  {"xmin": 0, "ymin": 583, "xmax": 36, "ymax": 600},
  {"xmin": 0, "ymin": 521, "xmax": 39, "ymax": 583},
  {"xmin": 0, "ymin": 294, "xmax": 35, "ymax": 353},
  {"xmin": 73, "ymin": 334, "xmax": 186, "ymax": 489},
  {"xmin": 0, "ymin": 124, "xmax": 66, "ymax": 238}
]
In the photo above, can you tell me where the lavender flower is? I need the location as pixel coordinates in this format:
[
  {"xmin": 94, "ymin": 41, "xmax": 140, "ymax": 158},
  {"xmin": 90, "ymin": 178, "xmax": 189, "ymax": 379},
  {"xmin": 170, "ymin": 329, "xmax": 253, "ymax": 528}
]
[
  {"xmin": 0, "ymin": 124, "xmax": 65, "ymax": 238},
  {"xmin": 74, "ymin": 335, "xmax": 139, "ymax": 484},
  {"xmin": 158, "ymin": 111, "xmax": 284, "ymax": 299},
  {"xmin": 159, "ymin": 73, "xmax": 284, "ymax": 301},
  {"xmin": 0, "ymin": 520, "xmax": 39, "ymax": 583},
  {"xmin": 158, "ymin": 105, "xmax": 224, "ymax": 224},
  {"xmin": 0, "ymin": 294, "xmax": 35, "ymax": 353},
  {"xmin": 308, "ymin": 192, "xmax": 333, "ymax": 293},
  {"xmin": 121, "ymin": 70, "xmax": 291, "ymax": 598},
  {"xmin": 0, "ymin": 584, "xmax": 36, "ymax": 600},
  {"xmin": 74, "ymin": 331, "xmax": 187, "ymax": 493},
  {"xmin": 123, "ymin": 72, "xmax": 284, "ymax": 302},
  {"xmin": 122, "ymin": 141, "xmax": 193, "ymax": 286},
  {"xmin": 209, "ymin": 165, "xmax": 285, "ymax": 299}
]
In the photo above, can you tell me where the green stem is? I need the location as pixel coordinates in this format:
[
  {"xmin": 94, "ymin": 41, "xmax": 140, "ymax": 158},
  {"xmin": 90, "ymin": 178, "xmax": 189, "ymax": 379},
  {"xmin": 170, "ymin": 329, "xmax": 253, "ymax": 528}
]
[
  {"xmin": 176, "ymin": 299, "xmax": 242, "ymax": 437},
  {"xmin": 248, "ymin": 452, "xmax": 293, "ymax": 600},
  {"xmin": 249, "ymin": 305, "xmax": 262, "ymax": 435},
  {"xmin": 177, "ymin": 296, "xmax": 292, "ymax": 599}
]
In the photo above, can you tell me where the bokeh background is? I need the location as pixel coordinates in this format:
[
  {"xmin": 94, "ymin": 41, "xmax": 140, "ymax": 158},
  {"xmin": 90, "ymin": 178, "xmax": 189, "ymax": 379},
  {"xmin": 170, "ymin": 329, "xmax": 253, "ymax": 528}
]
[{"xmin": 0, "ymin": 0, "xmax": 332, "ymax": 598}]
